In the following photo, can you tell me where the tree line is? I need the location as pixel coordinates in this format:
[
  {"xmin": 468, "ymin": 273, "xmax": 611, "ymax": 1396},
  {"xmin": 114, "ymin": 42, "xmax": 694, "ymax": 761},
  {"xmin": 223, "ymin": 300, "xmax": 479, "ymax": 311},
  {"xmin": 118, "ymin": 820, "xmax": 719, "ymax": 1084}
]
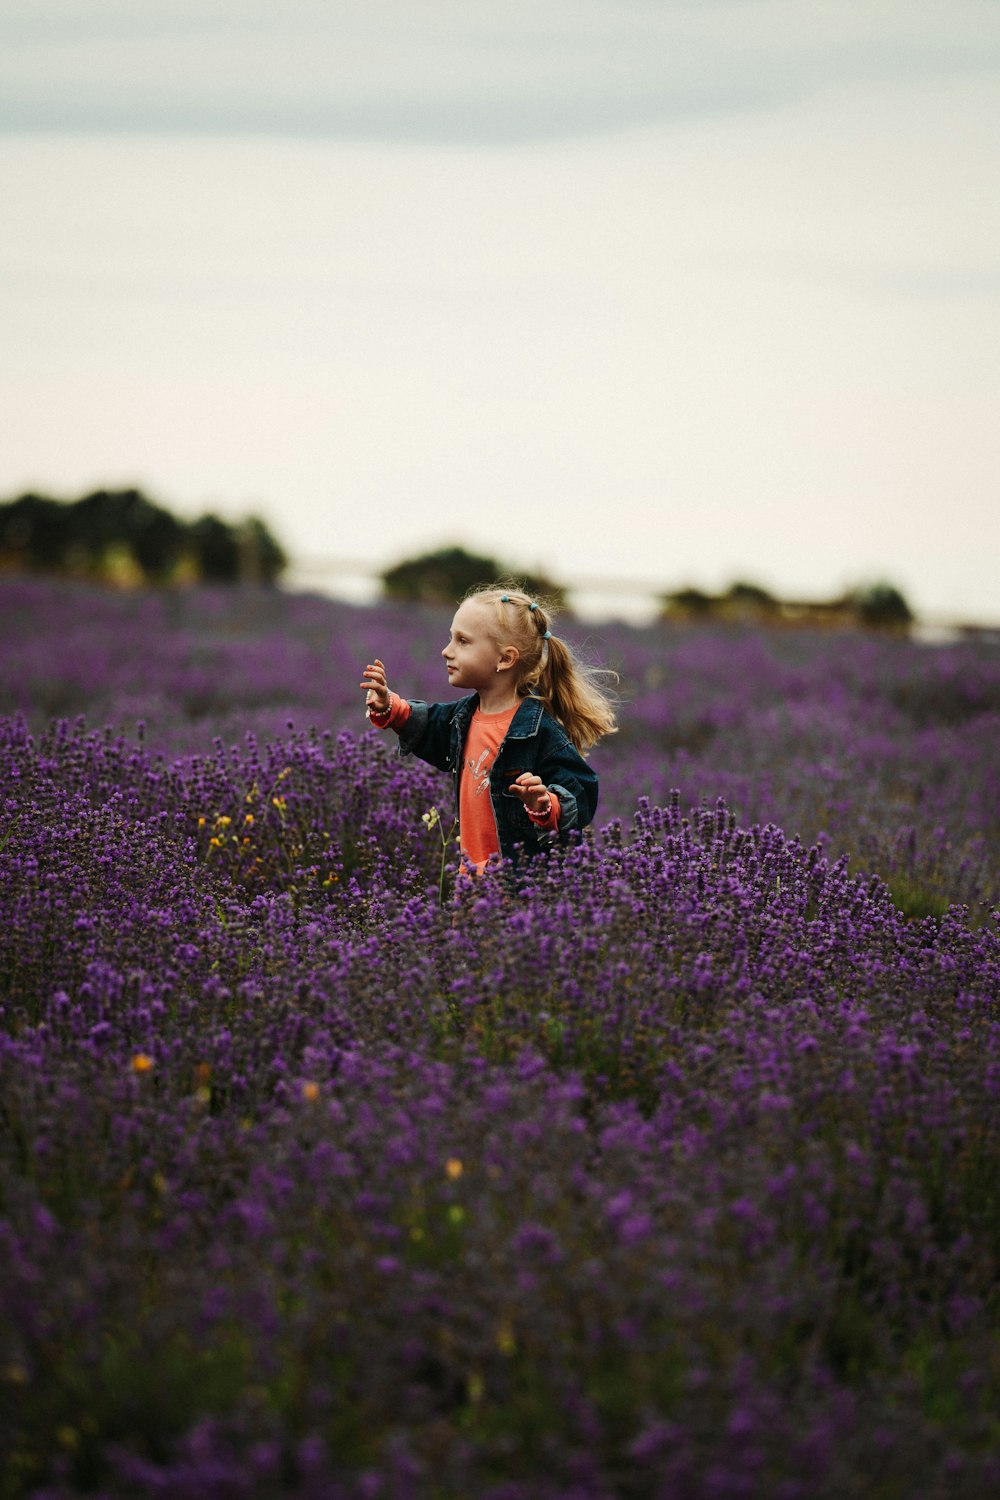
[
  {"xmin": 0, "ymin": 489, "xmax": 286, "ymax": 586},
  {"xmin": 659, "ymin": 579, "xmax": 914, "ymax": 630},
  {"xmin": 380, "ymin": 547, "xmax": 914, "ymax": 631},
  {"xmin": 0, "ymin": 498, "xmax": 915, "ymax": 631}
]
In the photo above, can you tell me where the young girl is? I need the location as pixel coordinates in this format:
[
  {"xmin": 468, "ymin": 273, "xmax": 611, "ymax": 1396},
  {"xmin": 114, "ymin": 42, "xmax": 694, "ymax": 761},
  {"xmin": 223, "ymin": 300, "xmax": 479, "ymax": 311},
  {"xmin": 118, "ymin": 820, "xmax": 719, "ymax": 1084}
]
[{"xmin": 360, "ymin": 585, "xmax": 617, "ymax": 872}]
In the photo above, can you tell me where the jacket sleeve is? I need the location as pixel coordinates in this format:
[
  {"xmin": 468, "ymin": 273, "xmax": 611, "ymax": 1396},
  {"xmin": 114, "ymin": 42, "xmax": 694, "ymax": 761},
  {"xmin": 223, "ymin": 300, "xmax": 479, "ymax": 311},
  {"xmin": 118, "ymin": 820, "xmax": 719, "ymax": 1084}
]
[
  {"xmin": 536, "ymin": 730, "xmax": 599, "ymax": 835},
  {"xmin": 394, "ymin": 699, "xmax": 462, "ymax": 776}
]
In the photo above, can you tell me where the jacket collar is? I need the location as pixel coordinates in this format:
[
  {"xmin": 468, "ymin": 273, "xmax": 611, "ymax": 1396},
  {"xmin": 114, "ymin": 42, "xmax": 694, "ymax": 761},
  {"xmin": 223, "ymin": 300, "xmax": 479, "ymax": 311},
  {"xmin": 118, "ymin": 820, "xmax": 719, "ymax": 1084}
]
[
  {"xmin": 506, "ymin": 696, "xmax": 545, "ymax": 738},
  {"xmin": 461, "ymin": 694, "xmax": 545, "ymax": 739},
  {"xmin": 464, "ymin": 690, "xmax": 542, "ymax": 738}
]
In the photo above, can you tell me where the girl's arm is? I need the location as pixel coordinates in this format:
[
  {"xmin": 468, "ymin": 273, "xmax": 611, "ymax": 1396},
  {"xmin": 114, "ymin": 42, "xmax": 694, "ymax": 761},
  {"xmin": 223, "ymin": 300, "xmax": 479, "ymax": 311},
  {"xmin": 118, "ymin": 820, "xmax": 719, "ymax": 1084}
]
[
  {"xmin": 525, "ymin": 738, "xmax": 599, "ymax": 835},
  {"xmin": 360, "ymin": 658, "xmax": 410, "ymax": 731}
]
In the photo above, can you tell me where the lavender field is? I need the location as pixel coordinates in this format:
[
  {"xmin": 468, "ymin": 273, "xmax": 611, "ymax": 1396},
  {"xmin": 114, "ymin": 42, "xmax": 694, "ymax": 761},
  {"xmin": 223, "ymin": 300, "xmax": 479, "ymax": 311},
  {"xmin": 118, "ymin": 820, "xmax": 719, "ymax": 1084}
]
[{"xmin": 2, "ymin": 575, "xmax": 999, "ymax": 1498}]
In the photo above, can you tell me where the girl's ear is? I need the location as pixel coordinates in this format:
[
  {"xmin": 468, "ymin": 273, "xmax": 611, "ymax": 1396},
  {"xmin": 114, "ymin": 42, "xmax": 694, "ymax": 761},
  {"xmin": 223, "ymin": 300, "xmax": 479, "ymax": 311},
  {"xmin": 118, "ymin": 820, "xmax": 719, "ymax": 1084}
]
[{"xmin": 497, "ymin": 645, "xmax": 520, "ymax": 673}]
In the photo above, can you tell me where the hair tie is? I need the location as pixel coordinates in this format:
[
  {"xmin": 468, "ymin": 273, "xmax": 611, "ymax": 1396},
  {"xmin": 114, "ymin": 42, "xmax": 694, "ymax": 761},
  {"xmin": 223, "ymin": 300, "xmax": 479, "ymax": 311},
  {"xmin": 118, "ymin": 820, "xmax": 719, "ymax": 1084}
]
[{"xmin": 498, "ymin": 594, "xmax": 549, "ymax": 637}]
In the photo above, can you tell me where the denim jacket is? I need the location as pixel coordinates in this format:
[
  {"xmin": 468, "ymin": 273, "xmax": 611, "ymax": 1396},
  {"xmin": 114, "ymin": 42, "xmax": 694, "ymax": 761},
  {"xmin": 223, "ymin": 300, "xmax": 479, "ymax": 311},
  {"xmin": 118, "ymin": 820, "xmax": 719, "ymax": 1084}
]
[{"xmin": 397, "ymin": 694, "xmax": 598, "ymax": 864}]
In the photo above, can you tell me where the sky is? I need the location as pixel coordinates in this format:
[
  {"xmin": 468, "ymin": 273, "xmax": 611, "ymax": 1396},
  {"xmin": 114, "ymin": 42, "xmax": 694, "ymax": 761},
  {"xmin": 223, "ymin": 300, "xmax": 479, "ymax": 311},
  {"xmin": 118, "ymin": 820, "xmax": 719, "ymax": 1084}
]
[{"xmin": 1, "ymin": 0, "xmax": 999, "ymax": 625}]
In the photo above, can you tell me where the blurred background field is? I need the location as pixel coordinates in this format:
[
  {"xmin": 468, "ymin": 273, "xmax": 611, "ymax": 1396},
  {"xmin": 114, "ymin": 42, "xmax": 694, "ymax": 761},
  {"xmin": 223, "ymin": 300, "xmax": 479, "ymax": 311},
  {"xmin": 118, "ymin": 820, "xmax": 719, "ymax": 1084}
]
[{"xmin": 2, "ymin": 571, "xmax": 998, "ymax": 919}]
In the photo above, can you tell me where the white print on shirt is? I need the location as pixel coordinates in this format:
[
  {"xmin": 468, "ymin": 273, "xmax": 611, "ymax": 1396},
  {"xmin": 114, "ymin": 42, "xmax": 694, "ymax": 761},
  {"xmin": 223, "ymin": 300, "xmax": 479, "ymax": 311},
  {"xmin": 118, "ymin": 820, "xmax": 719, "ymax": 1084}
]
[{"xmin": 466, "ymin": 746, "xmax": 492, "ymax": 796}]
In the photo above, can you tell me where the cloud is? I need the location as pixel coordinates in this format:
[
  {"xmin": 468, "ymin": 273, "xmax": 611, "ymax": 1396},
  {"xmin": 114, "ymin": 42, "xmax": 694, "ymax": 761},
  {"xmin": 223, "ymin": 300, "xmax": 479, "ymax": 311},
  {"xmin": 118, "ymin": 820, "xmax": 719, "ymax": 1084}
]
[{"xmin": 2, "ymin": 0, "xmax": 999, "ymax": 142}]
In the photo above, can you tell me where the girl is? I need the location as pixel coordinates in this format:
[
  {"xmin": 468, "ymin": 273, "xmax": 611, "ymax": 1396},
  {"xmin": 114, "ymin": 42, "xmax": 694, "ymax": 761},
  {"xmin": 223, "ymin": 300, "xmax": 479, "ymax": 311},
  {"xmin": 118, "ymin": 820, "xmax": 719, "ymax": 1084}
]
[{"xmin": 360, "ymin": 585, "xmax": 617, "ymax": 872}]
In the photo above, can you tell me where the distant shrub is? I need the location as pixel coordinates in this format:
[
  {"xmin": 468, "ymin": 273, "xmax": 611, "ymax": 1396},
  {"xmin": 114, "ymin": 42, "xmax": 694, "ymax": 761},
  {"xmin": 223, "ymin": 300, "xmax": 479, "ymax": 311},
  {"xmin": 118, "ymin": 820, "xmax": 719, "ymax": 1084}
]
[
  {"xmin": 660, "ymin": 579, "xmax": 914, "ymax": 633},
  {"xmin": 0, "ymin": 493, "xmax": 76, "ymax": 571},
  {"xmin": 659, "ymin": 585, "xmax": 716, "ymax": 618},
  {"xmin": 850, "ymin": 581, "xmax": 914, "ymax": 629},
  {"xmin": 0, "ymin": 489, "xmax": 286, "ymax": 586},
  {"xmin": 381, "ymin": 544, "xmax": 565, "ymax": 607},
  {"xmin": 725, "ymin": 579, "xmax": 778, "ymax": 611}
]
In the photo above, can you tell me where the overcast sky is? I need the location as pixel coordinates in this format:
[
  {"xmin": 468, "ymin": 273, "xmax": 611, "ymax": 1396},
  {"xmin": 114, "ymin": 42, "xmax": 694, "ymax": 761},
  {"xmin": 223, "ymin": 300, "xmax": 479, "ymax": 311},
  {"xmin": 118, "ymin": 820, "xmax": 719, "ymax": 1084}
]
[{"xmin": 2, "ymin": 0, "xmax": 999, "ymax": 622}]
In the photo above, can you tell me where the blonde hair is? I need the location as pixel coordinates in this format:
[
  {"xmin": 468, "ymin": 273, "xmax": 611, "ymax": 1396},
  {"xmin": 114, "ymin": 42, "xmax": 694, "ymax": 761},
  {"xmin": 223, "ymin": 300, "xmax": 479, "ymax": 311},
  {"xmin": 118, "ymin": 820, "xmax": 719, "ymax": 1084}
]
[{"xmin": 465, "ymin": 583, "xmax": 618, "ymax": 753}]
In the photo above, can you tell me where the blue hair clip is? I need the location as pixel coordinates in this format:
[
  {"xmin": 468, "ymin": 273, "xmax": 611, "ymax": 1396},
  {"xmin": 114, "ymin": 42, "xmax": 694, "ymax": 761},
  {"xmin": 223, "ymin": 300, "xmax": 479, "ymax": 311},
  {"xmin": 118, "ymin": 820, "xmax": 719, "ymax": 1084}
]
[{"xmin": 499, "ymin": 595, "xmax": 549, "ymax": 637}]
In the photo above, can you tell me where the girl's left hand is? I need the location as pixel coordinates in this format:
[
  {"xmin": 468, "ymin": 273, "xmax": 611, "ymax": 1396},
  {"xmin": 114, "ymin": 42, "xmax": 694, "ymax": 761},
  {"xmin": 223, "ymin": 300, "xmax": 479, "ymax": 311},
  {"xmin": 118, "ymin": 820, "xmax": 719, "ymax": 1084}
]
[{"xmin": 511, "ymin": 773, "xmax": 551, "ymax": 817}]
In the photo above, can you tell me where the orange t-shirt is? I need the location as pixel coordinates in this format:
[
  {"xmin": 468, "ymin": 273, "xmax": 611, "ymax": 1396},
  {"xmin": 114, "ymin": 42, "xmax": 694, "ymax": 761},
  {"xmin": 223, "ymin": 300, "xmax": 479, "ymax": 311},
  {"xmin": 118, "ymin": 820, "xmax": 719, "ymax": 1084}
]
[{"xmin": 460, "ymin": 705, "xmax": 519, "ymax": 871}]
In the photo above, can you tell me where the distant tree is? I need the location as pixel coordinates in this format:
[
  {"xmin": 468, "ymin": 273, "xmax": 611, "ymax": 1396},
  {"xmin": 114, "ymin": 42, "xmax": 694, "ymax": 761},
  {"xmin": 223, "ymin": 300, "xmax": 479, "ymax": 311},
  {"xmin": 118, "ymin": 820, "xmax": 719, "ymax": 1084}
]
[
  {"xmin": 0, "ymin": 493, "xmax": 70, "ymax": 570},
  {"xmin": 185, "ymin": 511, "xmax": 286, "ymax": 585},
  {"xmin": 850, "ymin": 582, "xmax": 914, "ymax": 631},
  {"xmin": 381, "ymin": 545, "xmax": 565, "ymax": 607},
  {"xmin": 659, "ymin": 586, "xmax": 716, "ymax": 619},
  {"xmin": 190, "ymin": 513, "xmax": 241, "ymax": 582},
  {"xmin": 236, "ymin": 516, "xmax": 287, "ymax": 585},
  {"xmin": 381, "ymin": 546, "xmax": 502, "ymax": 604},
  {"xmin": 71, "ymin": 489, "xmax": 185, "ymax": 581},
  {"xmin": 0, "ymin": 488, "xmax": 287, "ymax": 586},
  {"xmin": 725, "ymin": 580, "xmax": 778, "ymax": 612}
]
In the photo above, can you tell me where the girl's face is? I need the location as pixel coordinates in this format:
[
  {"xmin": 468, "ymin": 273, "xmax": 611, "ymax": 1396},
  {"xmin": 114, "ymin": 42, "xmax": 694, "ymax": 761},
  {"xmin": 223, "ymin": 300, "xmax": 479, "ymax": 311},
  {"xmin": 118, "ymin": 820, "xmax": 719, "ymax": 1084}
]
[{"xmin": 442, "ymin": 598, "xmax": 511, "ymax": 692}]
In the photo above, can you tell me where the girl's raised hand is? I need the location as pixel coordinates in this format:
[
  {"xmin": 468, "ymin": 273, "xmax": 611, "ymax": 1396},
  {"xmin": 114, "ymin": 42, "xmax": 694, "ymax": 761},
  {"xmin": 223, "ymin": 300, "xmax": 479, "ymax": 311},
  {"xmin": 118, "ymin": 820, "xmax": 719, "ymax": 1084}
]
[{"xmin": 360, "ymin": 657, "xmax": 391, "ymax": 714}]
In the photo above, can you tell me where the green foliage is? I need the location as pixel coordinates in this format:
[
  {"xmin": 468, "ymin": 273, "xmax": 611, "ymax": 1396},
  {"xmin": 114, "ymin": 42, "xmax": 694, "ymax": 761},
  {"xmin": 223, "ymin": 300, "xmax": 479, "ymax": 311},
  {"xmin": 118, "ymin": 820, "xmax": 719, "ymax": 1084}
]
[
  {"xmin": 381, "ymin": 544, "xmax": 565, "ymax": 606},
  {"xmin": 661, "ymin": 582, "xmax": 780, "ymax": 624},
  {"xmin": 0, "ymin": 489, "xmax": 286, "ymax": 586},
  {"xmin": 850, "ymin": 581, "xmax": 914, "ymax": 629},
  {"xmin": 239, "ymin": 515, "xmax": 288, "ymax": 584},
  {"xmin": 726, "ymin": 579, "xmax": 778, "ymax": 611},
  {"xmin": 0, "ymin": 494, "xmax": 72, "ymax": 570},
  {"xmin": 189, "ymin": 512, "xmax": 240, "ymax": 581},
  {"xmin": 382, "ymin": 545, "xmax": 502, "ymax": 603},
  {"xmin": 660, "ymin": 577, "xmax": 915, "ymax": 633},
  {"xmin": 660, "ymin": 585, "xmax": 716, "ymax": 617}
]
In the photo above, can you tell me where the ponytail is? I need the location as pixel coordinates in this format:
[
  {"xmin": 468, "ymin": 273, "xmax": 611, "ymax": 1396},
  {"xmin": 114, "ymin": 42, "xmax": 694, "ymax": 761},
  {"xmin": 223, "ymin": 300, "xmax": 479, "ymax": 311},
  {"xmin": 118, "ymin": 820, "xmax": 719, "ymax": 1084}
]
[
  {"xmin": 465, "ymin": 583, "xmax": 618, "ymax": 753},
  {"xmin": 532, "ymin": 631, "xmax": 618, "ymax": 752}
]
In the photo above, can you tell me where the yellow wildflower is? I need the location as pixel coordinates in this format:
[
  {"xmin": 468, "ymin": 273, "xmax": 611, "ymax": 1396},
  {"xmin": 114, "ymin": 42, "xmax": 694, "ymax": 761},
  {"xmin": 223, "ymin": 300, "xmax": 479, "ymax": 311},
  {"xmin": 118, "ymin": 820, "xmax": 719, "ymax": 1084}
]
[
  {"xmin": 445, "ymin": 1157, "xmax": 463, "ymax": 1180},
  {"xmin": 131, "ymin": 1052, "xmax": 154, "ymax": 1074},
  {"xmin": 301, "ymin": 1080, "xmax": 320, "ymax": 1102},
  {"xmin": 496, "ymin": 1319, "xmax": 516, "ymax": 1356}
]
